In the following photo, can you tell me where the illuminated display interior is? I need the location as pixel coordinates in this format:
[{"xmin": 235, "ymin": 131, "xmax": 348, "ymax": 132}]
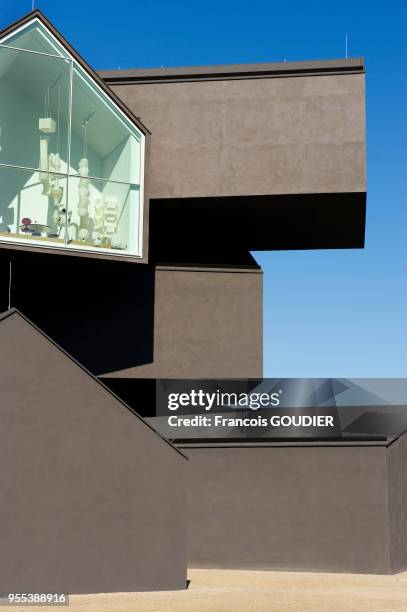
[{"xmin": 0, "ymin": 19, "xmax": 143, "ymax": 257}]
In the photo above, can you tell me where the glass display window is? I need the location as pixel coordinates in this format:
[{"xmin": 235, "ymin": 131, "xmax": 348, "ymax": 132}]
[{"xmin": 0, "ymin": 16, "xmax": 145, "ymax": 259}]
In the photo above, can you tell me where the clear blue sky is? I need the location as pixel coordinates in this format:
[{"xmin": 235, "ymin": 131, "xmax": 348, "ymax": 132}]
[{"xmin": 2, "ymin": 1, "xmax": 406, "ymax": 377}]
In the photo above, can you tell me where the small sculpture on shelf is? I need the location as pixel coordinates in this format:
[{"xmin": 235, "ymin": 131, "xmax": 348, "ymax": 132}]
[
  {"xmin": 38, "ymin": 116, "xmax": 56, "ymax": 196},
  {"xmin": 20, "ymin": 217, "xmax": 32, "ymax": 233}
]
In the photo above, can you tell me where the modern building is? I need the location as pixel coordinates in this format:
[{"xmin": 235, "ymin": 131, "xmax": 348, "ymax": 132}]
[
  {"xmin": 0, "ymin": 10, "xmax": 366, "ymax": 384},
  {"xmin": 2, "ymin": 8, "xmax": 403, "ymax": 591}
]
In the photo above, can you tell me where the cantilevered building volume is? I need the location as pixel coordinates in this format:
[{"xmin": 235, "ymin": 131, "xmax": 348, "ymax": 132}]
[
  {"xmin": 3, "ymin": 8, "xmax": 404, "ymax": 594},
  {"xmin": 0, "ymin": 11, "xmax": 366, "ymax": 381}
]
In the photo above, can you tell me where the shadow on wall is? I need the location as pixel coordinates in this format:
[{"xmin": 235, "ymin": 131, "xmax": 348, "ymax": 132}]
[
  {"xmin": 149, "ymin": 192, "xmax": 366, "ymax": 262},
  {"xmin": 0, "ymin": 250, "xmax": 155, "ymax": 376}
]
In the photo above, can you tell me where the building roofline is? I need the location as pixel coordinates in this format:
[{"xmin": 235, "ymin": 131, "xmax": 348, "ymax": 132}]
[
  {"xmin": 0, "ymin": 10, "xmax": 151, "ymax": 135},
  {"xmin": 99, "ymin": 58, "xmax": 365, "ymax": 85},
  {"xmin": 0, "ymin": 308, "xmax": 188, "ymax": 460},
  {"xmin": 175, "ymin": 436, "xmax": 393, "ymax": 449}
]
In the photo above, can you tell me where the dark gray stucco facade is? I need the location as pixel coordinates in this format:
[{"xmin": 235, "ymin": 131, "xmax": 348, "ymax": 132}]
[
  {"xmin": 0, "ymin": 309, "xmax": 187, "ymax": 593},
  {"xmin": 180, "ymin": 440, "xmax": 407, "ymax": 574},
  {"xmin": 101, "ymin": 61, "xmax": 365, "ymax": 200},
  {"xmin": 102, "ymin": 265, "xmax": 263, "ymax": 379},
  {"xmin": 387, "ymin": 434, "xmax": 407, "ymax": 572}
]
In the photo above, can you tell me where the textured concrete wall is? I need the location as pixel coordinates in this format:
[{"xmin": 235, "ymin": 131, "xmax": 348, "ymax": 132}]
[
  {"xmin": 183, "ymin": 444, "xmax": 391, "ymax": 574},
  {"xmin": 102, "ymin": 265, "xmax": 263, "ymax": 379},
  {"xmin": 0, "ymin": 310, "xmax": 187, "ymax": 593},
  {"xmin": 110, "ymin": 73, "xmax": 365, "ymax": 199},
  {"xmin": 0, "ymin": 252, "xmax": 263, "ymax": 379},
  {"xmin": 387, "ymin": 435, "xmax": 407, "ymax": 573}
]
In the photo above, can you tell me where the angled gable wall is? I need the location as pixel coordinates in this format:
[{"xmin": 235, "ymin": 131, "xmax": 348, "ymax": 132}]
[{"xmin": 0, "ymin": 309, "xmax": 187, "ymax": 593}]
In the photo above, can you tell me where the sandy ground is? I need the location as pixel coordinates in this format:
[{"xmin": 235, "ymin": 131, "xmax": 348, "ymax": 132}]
[{"xmin": 9, "ymin": 568, "xmax": 407, "ymax": 611}]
